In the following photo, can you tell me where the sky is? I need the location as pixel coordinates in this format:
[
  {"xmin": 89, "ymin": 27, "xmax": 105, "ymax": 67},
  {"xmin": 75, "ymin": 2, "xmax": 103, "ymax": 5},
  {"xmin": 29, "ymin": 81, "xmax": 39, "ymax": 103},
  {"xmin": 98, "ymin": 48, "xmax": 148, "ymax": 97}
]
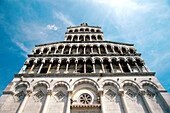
[{"xmin": 0, "ymin": 0, "xmax": 170, "ymax": 95}]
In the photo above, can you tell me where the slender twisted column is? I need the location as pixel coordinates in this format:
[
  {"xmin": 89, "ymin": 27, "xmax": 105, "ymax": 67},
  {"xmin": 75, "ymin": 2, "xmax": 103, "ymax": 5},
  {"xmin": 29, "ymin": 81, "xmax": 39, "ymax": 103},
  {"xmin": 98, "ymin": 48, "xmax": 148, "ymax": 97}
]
[
  {"xmin": 54, "ymin": 47, "xmax": 57, "ymax": 54},
  {"xmin": 120, "ymin": 47, "xmax": 123, "ymax": 54},
  {"xmin": 46, "ymin": 48, "xmax": 51, "ymax": 55},
  {"xmin": 17, "ymin": 89, "xmax": 32, "ymax": 113},
  {"xmin": 139, "ymin": 89, "xmax": 153, "ymax": 113},
  {"xmin": 104, "ymin": 45, "xmax": 108, "ymax": 54},
  {"xmin": 101, "ymin": 60, "xmax": 105, "ymax": 73},
  {"xmin": 74, "ymin": 60, "xmax": 78, "ymax": 73},
  {"xmin": 126, "ymin": 63, "xmax": 132, "ymax": 72},
  {"xmin": 65, "ymin": 60, "xmax": 70, "ymax": 73},
  {"xmin": 118, "ymin": 62, "xmax": 123, "ymax": 73},
  {"xmin": 109, "ymin": 60, "xmax": 114, "ymax": 73},
  {"xmin": 37, "ymin": 59, "xmax": 45, "ymax": 74},
  {"xmin": 66, "ymin": 90, "xmax": 72, "ymax": 113},
  {"xmin": 56, "ymin": 60, "xmax": 61, "ymax": 73},
  {"xmin": 19, "ymin": 64, "xmax": 27, "ymax": 74},
  {"xmin": 84, "ymin": 60, "xmax": 86, "ymax": 73},
  {"xmin": 76, "ymin": 47, "xmax": 79, "ymax": 54},
  {"xmin": 61, "ymin": 46, "xmax": 65, "ymax": 54},
  {"xmin": 28, "ymin": 59, "xmax": 37, "ymax": 74},
  {"xmin": 135, "ymin": 62, "xmax": 141, "ymax": 72},
  {"xmin": 47, "ymin": 59, "xmax": 53, "ymax": 74},
  {"xmin": 98, "ymin": 46, "xmax": 101, "ymax": 54},
  {"xmin": 90, "ymin": 46, "xmax": 93, "ymax": 54},
  {"xmin": 71, "ymin": 36, "xmax": 73, "ymax": 41},
  {"xmin": 84, "ymin": 46, "xmax": 86, "ymax": 54},
  {"xmin": 69, "ymin": 47, "xmax": 72, "ymax": 54},
  {"xmin": 119, "ymin": 89, "xmax": 129, "ymax": 113},
  {"xmin": 42, "ymin": 89, "xmax": 52, "ymax": 113}
]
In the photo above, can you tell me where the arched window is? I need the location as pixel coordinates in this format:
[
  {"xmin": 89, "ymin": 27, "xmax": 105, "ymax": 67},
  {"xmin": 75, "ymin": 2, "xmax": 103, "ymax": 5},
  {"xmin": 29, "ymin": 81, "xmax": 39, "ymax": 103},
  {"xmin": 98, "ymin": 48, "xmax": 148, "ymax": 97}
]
[
  {"xmin": 86, "ymin": 59, "xmax": 93, "ymax": 73},
  {"xmin": 43, "ymin": 48, "xmax": 48, "ymax": 54},
  {"xmin": 67, "ymin": 36, "xmax": 72, "ymax": 41},
  {"xmin": 79, "ymin": 35, "xmax": 84, "ymax": 41},
  {"xmin": 73, "ymin": 35, "xmax": 78, "ymax": 41},
  {"xmin": 40, "ymin": 60, "xmax": 50, "ymax": 73},
  {"xmin": 85, "ymin": 28, "xmax": 89, "ymax": 32},
  {"xmin": 74, "ymin": 29, "xmax": 78, "ymax": 32},
  {"xmin": 91, "ymin": 35, "xmax": 96, "ymax": 41},
  {"xmin": 103, "ymin": 59, "xmax": 111, "ymax": 73},
  {"xmin": 71, "ymin": 46, "xmax": 77, "ymax": 54},
  {"xmin": 86, "ymin": 45, "xmax": 91, "ymax": 54},
  {"xmin": 64, "ymin": 46, "xmax": 70, "ymax": 54},
  {"xmin": 35, "ymin": 49, "xmax": 40, "ymax": 54},
  {"xmin": 69, "ymin": 30, "xmax": 73, "ymax": 33},
  {"xmin": 80, "ymin": 28, "xmax": 84, "ymax": 32},
  {"xmin": 49, "ymin": 47, "xmax": 55, "ymax": 54},
  {"xmin": 107, "ymin": 45, "xmax": 113, "ymax": 53},
  {"xmin": 100, "ymin": 45, "xmax": 106, "ymax": 54},
  {"xmin": 69, "ymin": 59, "xmax": 75, "ymax": 73},
  {"xmin": 96, "ymin": 29, "xmax": 101, "ymax": 32},
  {"xmin": 77, "ymin": 59, "xmax": 84, "ymax": 73},
  {"xmin": 120, "ymin": 59, "xmax": 130, "ymax": 72},
  {"xmin": 91, "ymin": 29, "xmax": 95, "ymax": 32},
  {"xmin": 95, "ymin": 59, "xmax": 102, "ymax": 73},
  {"xmin": 79, "ymin": 46, "xmax": 84, "ymax": 54},
  {"xmin": 85, "ymin": 35, "xmax": 90, "ymax": 41},
  {"xmin": 98, "ymin": 35, "xmax": 102, "ymax": 41}
]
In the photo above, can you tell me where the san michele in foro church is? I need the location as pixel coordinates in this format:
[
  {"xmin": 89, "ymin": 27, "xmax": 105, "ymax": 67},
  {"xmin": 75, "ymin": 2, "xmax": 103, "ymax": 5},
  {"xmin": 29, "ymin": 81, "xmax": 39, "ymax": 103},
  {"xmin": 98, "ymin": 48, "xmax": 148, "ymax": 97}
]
[{"xmin": 0, "ymin": 23, "xmax": 169, "ymax": 113}]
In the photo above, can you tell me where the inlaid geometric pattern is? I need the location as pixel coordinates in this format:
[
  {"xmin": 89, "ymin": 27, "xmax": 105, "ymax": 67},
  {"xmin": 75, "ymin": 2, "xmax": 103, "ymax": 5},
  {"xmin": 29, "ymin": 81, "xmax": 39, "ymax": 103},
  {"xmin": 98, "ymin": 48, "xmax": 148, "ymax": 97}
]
[
  {"xmin": 55, "ymin": 90, "xmax": 65, "ymax": 101},
  {"xmin": 15, "ymin": 91, "xmax": 25, "ymax": 101},
  {"xmin": 126, "ymin": 89, "xmax": 136, "ymax": 98},
  {"xmin": 105, "ymin": 89, "xmax": 116, "ymax": 101}
]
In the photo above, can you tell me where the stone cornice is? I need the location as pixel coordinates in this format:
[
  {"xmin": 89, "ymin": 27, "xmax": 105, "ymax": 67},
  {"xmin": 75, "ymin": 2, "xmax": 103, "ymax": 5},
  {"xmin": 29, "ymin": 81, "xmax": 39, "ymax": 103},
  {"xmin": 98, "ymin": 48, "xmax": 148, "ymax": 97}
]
[
  {"xmin": 71, "ymin": 104, "xmax": 101, "ymax": 108},
  {"xmin": 67, "ymin": 26, "xmax": 101, "ymax": 29},
  {"xmin": 28, "ymin": 54, "xmax": 141, "ymax": 57},
  {"xmin": 14, "ymin": 72, "xmax": 155, "ymax": 77},
  {"xmin": 35, "ymin": 41, "xmax": 134, "ymax": 47},
  {"xmin": 65, "ymin": 32, "xmax": 103, "ymax": 34}
]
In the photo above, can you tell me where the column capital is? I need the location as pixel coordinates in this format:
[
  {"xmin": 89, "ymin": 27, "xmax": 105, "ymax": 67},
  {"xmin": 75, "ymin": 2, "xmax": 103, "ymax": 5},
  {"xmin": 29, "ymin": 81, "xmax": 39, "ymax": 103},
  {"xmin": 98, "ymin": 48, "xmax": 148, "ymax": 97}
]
[
  {"xmin": 139, "ymin": 89, "xmax": 145, "ymax": 95},
  {"xmin": 26, "ymin": 89, "xmax": 32, "ymax": 96},
  {"xmin": 47, "ymin": 89, "xmax": 53, "ymax": 95},
  {"xmin": 119, "ymin": 89, "xmax": 124, "ymax": 96}
]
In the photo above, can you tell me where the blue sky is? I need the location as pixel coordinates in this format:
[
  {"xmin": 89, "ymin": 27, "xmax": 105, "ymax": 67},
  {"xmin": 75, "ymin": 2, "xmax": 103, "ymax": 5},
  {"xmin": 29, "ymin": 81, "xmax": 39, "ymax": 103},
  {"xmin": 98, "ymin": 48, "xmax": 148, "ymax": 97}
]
[{"xmin": 0, "ymin": 0, "xmax": 170, "ymax": 95}]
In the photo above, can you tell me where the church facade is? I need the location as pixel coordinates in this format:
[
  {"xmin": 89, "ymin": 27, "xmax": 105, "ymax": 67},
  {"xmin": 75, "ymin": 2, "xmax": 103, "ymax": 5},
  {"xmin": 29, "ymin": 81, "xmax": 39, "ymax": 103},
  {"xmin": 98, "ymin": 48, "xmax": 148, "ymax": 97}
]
[{"xmin": 0, "ymin": 23, "xmax": 169, "ymax": 113}]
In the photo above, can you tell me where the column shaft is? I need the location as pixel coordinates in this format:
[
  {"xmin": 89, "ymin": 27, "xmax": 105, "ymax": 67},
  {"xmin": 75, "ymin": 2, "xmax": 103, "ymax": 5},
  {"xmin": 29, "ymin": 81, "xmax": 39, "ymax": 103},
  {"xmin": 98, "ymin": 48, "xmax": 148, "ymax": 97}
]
[
  {"xmin": 118, "ymin": 63, "xmax": 124, "ymax": 73},
  {"xmin": 47, "ymin": 64, "xmax": 52, "ymax": 74},
  {"xmin": 84, "ymin": 47, "xmax": 86, "ymax": 54},
  {"xmin": 84, "ymin": 62, "xmax": 86, "ymax": 73},
  {"xmin": 110, "ymin": 62, "xmax": 114, "ymax": 73},
  {"xmin": 69, "ymin": 47, "xmax": 72, "ymax": 54},
  {"xmin": 42, "ymin": 94, "xmax": 51, "ymax": 113},
  {"xmin": 135, "ymin": 62, "xmax": 141, "ymax": 72},
  {"xmin": 76, "ymin": 47, "xmax": 79, "ymax": 54},
  {"xmin": 66, "ymin": 92, "xmax": 71, "ymax": 113},
  {"xmin": 56, "ymin": 63, "xmax": 61, "ymax": 73},
  {"xmin": 91, "ymin": 47, "xmax": 93, "ymax": 54},
  {"xmin": 120, "ymin": 95, "xmax": 129, "ymax": 113},
  {"xmin": 93, "ymin": 63, "xmax": 95, "ymax": 73},
  {"xmin": 101, "ymin": 63, "xmax": 105, "ymax": 73},
  {"xmin": 127, "ymin": 63, "xmax": 132, "ymax": 72},
  {"xmin": 98, "ymin": 47, "xmax": 101, "ymax": 54},
  {"xmin": 19, "ymin": 65, "xmax": 27, "ymax": 74},
  {"xmin": 65, "ymin": 63, "xmax": 69, "ymax": 73},
  {"xmin": 37, "ymin": 63, "xmax": 43, "ymax": 74},
  {"xmin": 74, "ymin": 63, "xmax": 77, "ymax": 73},
  {"xmin": 28, "ymin": 64, "xmax": 35, "ymax": 74}
]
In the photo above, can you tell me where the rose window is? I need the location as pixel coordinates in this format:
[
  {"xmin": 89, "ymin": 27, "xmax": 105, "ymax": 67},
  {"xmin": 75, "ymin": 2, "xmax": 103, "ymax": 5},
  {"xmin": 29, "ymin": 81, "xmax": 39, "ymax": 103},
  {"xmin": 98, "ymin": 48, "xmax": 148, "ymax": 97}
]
[{"xmin": 79, "ymin": 93, "xmax": 92, "ymax": 104}]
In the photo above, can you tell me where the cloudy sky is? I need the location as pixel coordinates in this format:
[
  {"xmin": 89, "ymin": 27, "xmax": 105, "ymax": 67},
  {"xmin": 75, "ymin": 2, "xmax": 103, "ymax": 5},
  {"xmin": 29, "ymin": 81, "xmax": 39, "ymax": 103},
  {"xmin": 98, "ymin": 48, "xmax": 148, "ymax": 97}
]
[{"xmin": 0, "ymin": 0, "xmax": 169, "ymax": 95}]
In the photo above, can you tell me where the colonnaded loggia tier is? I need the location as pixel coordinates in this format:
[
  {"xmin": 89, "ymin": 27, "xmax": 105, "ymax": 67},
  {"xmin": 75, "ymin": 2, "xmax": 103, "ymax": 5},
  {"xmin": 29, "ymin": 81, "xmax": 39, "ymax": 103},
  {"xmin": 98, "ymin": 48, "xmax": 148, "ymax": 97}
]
[{"xmin": 0, "ymin": 23, "xmax": 169, "ymax": 113}]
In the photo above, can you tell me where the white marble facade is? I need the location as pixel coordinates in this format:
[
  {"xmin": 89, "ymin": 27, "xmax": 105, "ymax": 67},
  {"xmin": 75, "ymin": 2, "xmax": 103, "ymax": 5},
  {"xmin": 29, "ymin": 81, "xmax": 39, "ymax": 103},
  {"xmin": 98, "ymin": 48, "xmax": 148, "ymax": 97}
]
[{"xmin": 0, "ymin": 23, "xmax": 169, "ymax": 113}]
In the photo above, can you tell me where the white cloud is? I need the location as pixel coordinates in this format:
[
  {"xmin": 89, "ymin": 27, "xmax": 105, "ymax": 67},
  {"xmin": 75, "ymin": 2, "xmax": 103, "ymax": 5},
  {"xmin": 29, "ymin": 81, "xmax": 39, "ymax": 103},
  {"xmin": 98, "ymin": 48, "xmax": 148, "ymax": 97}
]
[
  {"xmin": 46, "ymin": 24, "xmax": 58, "ymax": 31},
  {"xmin": 53, "ymin": 11, "xmax": 74, "ymax": 26}
]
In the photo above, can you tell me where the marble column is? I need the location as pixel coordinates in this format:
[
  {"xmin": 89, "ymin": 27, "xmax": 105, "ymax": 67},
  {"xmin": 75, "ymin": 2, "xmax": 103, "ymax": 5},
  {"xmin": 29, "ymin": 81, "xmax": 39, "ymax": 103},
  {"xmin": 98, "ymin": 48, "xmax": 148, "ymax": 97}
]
[
  {"xmin": 91, "ymin": 46, "xmax": 93, "ymax": 54},
  {"xmin": 99, "ymin": 90, "xmax": 106, "ymax": 113},
  {"xmin": 139, "ymin": 89, "xmax": 153, "ymax": 113},
  {"xmin": 98, "ymin": 46, "xmax": 101, "ymax": 54},
  {"xmin": 118, "ymin": 62, "xmax": 124, "ymax": 73},
  {"xmin": 119, "ymin": 89, "xmax": 129, "ymax": 113},
  {"xmin": 84, "ymin": 46, "xmax": 86, "ymax": 54},
  {"xmin": 104, "ymin": 45, "xmax": 108, "ymax": 54},
  {"xmin": 61, "ymin": 46, "xmax": 65, "ymax": 54},
  {"xmin": 37, "ymin": 61, "xmax": 44, "ymax": 74},
  {"xmin": 47, "ymin": 59, "xmax": 53, "ymax": 74},
  {"xmin": 135, "ymin": 62, "xmax": 141, "ymax": 72},
  {"xmin": 42, "ymin": 89, "xmax": 52, "ymax": 113},
  {"xmin": 84, "ymin": 60, "xmax": 86, "ymax": 73},
  {"xmin": 17, "ymin": 90, "xmax": 32, "ymax": 113},
  {"xmin": 19, "ymin": 64, "xmax": 27, "ymax": 74},
  {"xmin": 76, "ymin": 47, "xmax": 79, "ymax": 54},
  {"xmin": 66, "ymin": 91, "xmax": 72, "ymax": 113},
  {"xmin": 65, "ymin": 61, "xmax": 69, "ymax": 73},
  {"xmin": 74, "ymin": 61, "xmax": 78, "ymax": 73},
  {"xmin": 28, "ymin": 64, "xmax": 35, "ymax": 74},
  {"xmin": 69, "ymin": 47, "xmax": 72, "ymax": 54},
  {"xmin": 109, "ymin": 61, "xmax": 114, "ymax": 73},
  {"xmin": 126, "ymin": 63, "xmax": 132, "ymax": 72},
  {"xmin": 56, "ymin": 60, "xmax": 61, "ymax": 73},
  {"xmin": 101, "ymin": 61, "xmax": 105, "ymax": 73}
]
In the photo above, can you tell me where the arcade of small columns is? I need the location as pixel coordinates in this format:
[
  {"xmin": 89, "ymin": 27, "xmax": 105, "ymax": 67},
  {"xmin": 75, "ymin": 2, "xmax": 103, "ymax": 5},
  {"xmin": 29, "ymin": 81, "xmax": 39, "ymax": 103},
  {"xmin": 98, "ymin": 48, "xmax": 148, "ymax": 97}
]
[
  {"xmin": 67, "ymin": 27, "xmax": 102, "ymax": 33},
  {"xmin": 20, "ymin": 57, "xmax": 150, "ymax": 74},
  {"xmin": 14, "ymin": 79, "xmax": 161, "ymax": 113},
  {"xmin": 33, "ymin": 44, "xmax": 136, "ymax": 55},
  {"xmin": 65, "ymin": 34, "xmax": 104, "ymax": 41}
]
